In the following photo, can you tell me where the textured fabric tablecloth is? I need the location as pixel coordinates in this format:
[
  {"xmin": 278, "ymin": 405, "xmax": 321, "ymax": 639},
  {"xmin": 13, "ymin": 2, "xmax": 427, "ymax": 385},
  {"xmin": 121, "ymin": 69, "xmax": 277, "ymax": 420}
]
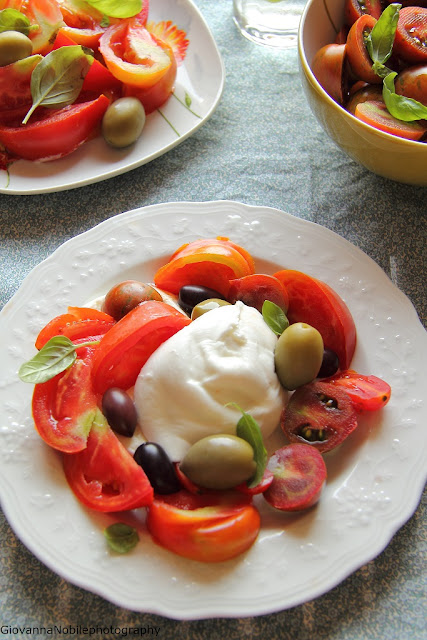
[{"xmin": 0, "ymin": 1, "xmax": 426, "ymax": 638}]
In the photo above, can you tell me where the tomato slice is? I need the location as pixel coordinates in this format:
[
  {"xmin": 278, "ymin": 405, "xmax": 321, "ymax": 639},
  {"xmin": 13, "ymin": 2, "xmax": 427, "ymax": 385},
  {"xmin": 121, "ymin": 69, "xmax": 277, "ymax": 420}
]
[
  {"xmin": 281, "ymin": 380, "xmax": 358, "ymax": 453},
  {"xmin": 0, "ymin": 94, "xmax": 110, "ymax": 162},
  {"xmin": 99, "ymin": 19, "xmax": 175, "ymax": 89},
  {"xmin": 272, "ymin": 270, "xmax": 357, "ymax": 370},
  {"xmin": 311, "ymin": 43, "xmax": 347, "ymax": 104},
  {"xmin": 21, "ymin": 0, "xmax": 65, "ymax": 54},
  {"xmin": 354, "ymin": 99, "xmax": 427, "ymax": 140},
  {"xmin": 146, "ymin": 20, "xmax": 189, "ymax": 66},
  {"xmin": 35, "ymin": 306, "xmax": 115, "ymax": 350},
  {"xmin": 146, "ymin": 490, "xmax": 260, "ymax": 562},
  {"xmin": 91, "ymin": 300, "xmax": 191, "ymax": 394},
  {"xmin": 394, "ymin": 7, "xmax": 427, "ymax": 65},
  {"xmin": 154, "ymin": 238, "xmax": 255, "ymax": 297},
  {"xmin": 32, "ymin": 344, "xmax": 98, "ymax": 453},
  {"xmin": 122, "ymin": 54, "xmax": 177, "ymax": 114},
  {"xmin": 346, "ymin": 14, "xmax": 382, "ymax": 84},
  {"xmin": 62, "ymin": 412, "xmax": 153, "ymax": 512},
  {"xmin": 326, "ymin": 369, "xmax": 391, "ymax": 411},
  {"xmin": 227, "ymin": 273, "xmax": 289, "ymax": 313}
]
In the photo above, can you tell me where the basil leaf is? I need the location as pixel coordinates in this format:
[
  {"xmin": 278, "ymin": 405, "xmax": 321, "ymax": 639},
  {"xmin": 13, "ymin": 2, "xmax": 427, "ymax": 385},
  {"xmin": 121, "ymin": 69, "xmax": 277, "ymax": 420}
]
[
  {"xmin": 262, "ymin": 300, "xmax": 289, "ymax": 336},
  {"xmin": 85, "ymin": 0, "xmax": 142, "ymax": 19},
  {"xmin": 232, "ymin": 404, "xmax": 267, "ymax": 489},
  {"xmin": 365, "ymin": 3, "xmax": 401, "ymax": 66},
  {"xmin": 104, "ymin": 523, "xmax": 139, "ymax": 554},
  {"xmin": 22, "ymin": 46, "xmax": 93, "ymax": 124},
  {"xmin": 18, "ymin": 336, "xmax": 77, "ymax": 384},
  {"xmin": 0, "ymin": 8, "xmax": 31, "ymax": 34},
  {"xmin": 383, "ymin": 72, "xmax": 427, "ymax": 122}
]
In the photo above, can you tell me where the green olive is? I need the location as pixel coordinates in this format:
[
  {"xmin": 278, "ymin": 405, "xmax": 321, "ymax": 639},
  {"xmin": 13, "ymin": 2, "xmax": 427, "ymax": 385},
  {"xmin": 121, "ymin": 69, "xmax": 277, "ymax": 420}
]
[
  {"xmin": 180, "ymin": 434, "xmax": 256, "ymax": 490},
  {"xmin": 102, "ymin": 97, "xmax": 146, "ymax": 148},
  {"xmin": 191, "ymin": 298, "xmax": 231, "ymax": 320},
  {"xmin": 275, "ymin": 322, "xmax": 324, "ymax": 390},
  {"xmin": 0, "ymin": 31, "xmax": 33, "ymax": 67}
]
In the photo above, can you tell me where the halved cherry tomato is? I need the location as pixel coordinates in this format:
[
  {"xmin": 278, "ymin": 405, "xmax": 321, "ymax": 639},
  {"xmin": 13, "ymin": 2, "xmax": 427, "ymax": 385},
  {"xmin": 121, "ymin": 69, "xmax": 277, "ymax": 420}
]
[
  {"xmin": 354, "ymin": 99, "xmax": 427, "ymax": 139},
  {"xmin": 346, "ymin": 14, "xmax": 382, "ymax": 84},
  {"xmin": 346, "ymin": 83, "xmax": 383, "ymax": 114},
  {"xmin": 272, "ymin": 270, "xmax": 357, "ymax": 370},
  {"xmin": 62, "ymin": 412, "xmax": 153, "ymax": 512},
  {"xmin": 20, "ymin": 0, "xmax": 65, "ymax": 54},
  {"xmin": 264, "ymin": 444, "xmax": 327, "ymax": 511},
  {"xmin": 344, "ymin": 0, "xmax": 382, "ymax": 27},
  {"xmin": 395, "ymin": 64, "xmax": 427, "ymax": 104},
  {"xmin": 102, "ymin": 280, "xmax": 163, "ymax": 320},
  {"xmin": 91, "ymin": 300, "xmax": 191, "ymax": 394},
  {"xmin": 311, "ymin": 43, "xmax": 347, "ymax": 104},
  {"xmin": 326, "ymin": 369, "xmax": 391, "ymax": 411},
  {"xmin": 32, "ymin": 344, "xmax": 98, "ymax": 453},
  {"xmin": 393, "ymin": 7, "xmax": 427, "ymax": 64},
  {"xmin": 35, "ymin": 306, "xmax": 115, "ymax": 350},
  {"xmin": 0, "ymin": 94, "xmax": 110, "ymax": 162},
  {"xmin": 227, "ymin": 274, "xmax": 289, "ymax": 313},
  {"xmin": 281, "ymin": 380, "xmax": 358, "ymax": 453},
  {"xmin": 154, "ymin": 238, "xmax": 255, "ymax": 297},
  {"xmin": 146, "ymin": 489, "xmax": 260, "ymax": 562},
  {"xmin": 99, "ymin": 19, "xmax": 175, "ymax": 89}
]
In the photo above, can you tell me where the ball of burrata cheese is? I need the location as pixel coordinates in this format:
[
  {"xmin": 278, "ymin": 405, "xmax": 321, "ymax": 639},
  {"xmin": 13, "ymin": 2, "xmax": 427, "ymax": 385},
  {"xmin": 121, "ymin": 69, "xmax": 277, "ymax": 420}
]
[{"xmin": 133, "ymin": 301, "xmax": 286, "ymax": 461}]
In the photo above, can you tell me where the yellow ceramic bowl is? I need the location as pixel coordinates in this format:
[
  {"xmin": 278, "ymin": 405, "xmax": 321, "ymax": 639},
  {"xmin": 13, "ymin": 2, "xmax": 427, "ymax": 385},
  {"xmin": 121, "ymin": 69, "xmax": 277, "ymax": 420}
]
[{"xmin": 298, "ymin": 0, "xmax": 427, "ymax": 186}]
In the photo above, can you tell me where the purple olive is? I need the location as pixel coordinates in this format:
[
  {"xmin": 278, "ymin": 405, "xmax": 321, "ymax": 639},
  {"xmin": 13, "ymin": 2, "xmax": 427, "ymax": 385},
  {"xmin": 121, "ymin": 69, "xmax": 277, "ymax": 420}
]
[{"xmin": 102, "ymin": 387, "xmax": 137, "ymax": 437}]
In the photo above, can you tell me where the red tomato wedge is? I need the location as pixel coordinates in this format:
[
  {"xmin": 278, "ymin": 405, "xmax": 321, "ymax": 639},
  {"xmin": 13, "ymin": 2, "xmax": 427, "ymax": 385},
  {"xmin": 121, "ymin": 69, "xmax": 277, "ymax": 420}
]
[
  {"xmin": 0, "ymin": 94, "xmax": 110, "ymax": 162},
  {"xmin": 227, "ymin": 273, "xmax": 289, "ymax": 313},
  {"xmin": 273, "ymin": 270, "xmax": 357, "ymax": 370},
  {"xmin": 264, "ymin": 444, "xmax": 327, "ymax": 511},
  {"xmin": 123, "ymin": 52, "xmax": 177, "ymax": 114},
  {"xmin": 346, "ymin": 14, "xmax": 382, "ymax": 84},
  {"xmin": 394, "ymin": 7, "xmax": 427, "ymax": 64},
  {"xmin": 0, "ymin": 55, "xmax": 42, "ymax": 116},
  {"xmin": 21, "ymin": 0, "xmax": 65, "ymax": 54},
  {"xmin": 326, "ymin": 369, "xmax": 391, "ymax": 411},
  {"xmin": 146, "ymin": 490, "xmax": 260, "ymax": 562},
  {"xmin": 354, "ymin": 99, "xmax": 427, "ymax": 140},
  {"xmin": 311, "ymin": 43, "xmax": 347, "ymax": 104},
  {"xmin": 32, "ymin": 344, "xmax": 98, "ymax": 453},
  {"xmin": 154, "ymin": 238, "xmax": 255, "ymax": 297},
  {"xmin": 91, "ymin": 300, "xmax": 191, "ymax": 394},
  {"xmin": 35, "ymin": 307, "xmax": 115, "ymax": 350},
  {"xmin": 62, "ymin": 413, "xmax": 153, "ymax": 512}
]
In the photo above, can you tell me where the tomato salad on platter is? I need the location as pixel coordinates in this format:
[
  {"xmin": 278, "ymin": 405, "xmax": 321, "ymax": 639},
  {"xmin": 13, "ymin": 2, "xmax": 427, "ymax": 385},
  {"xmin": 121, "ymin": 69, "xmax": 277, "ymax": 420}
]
[
  {"xmin": 312, "ymin": 0, "xmax": 427, "ymax": 141},
  {"xmin": 0, "ymin": 0, "xmax": 189, "ymax": 170},
  {"xmin": 19, "ymin": 237, "xmax": 392, "ymax": 563}
]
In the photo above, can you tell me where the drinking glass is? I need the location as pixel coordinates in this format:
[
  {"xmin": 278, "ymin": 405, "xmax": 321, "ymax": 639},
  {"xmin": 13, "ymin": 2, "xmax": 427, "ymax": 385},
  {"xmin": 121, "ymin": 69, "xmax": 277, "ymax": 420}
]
[{"xmin": 233, "ymin": 0, "xmax": 306, "ymax": 48}]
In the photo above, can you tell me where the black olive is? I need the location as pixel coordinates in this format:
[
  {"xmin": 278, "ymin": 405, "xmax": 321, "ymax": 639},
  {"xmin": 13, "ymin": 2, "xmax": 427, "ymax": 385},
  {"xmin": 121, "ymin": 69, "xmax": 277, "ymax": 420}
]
[
  {"xmin": 317, "ymin": 348, "xmax": 340, "ymax": 378},
  {"xmin": 134, "ymin": 442, "xmax": 181, "ymax": 494},
  {"xmin": 102, "ymin": 387, "xmax": 137, "ymax": 437},
  {"xmin": 178, "ymin": 284, "xmax": 225, "ymax": 315}
]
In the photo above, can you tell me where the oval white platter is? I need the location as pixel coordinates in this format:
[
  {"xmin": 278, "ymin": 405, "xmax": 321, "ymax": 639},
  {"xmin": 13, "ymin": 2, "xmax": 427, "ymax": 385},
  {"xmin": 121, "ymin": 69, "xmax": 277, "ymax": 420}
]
[
  {"xmin": 0, "ymin": 201, "xmax": 426, "ymax": 619},
  {"xmin": 0, "ymin": 0, "xmax": 225, "ymax": 195}
]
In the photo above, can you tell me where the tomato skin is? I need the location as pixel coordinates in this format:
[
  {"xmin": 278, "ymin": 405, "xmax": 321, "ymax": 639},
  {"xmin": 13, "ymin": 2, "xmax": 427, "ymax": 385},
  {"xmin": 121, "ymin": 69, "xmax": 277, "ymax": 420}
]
[
  {"xmin": 272, "ymin": 270, "xmax": 356, "ymax": 370},
  {"xmin": 227, "ymin": 274, "xmax": 289, "ymax": 313},
  {"xmin": 311, "ymin": 44, "xmax": 347, "ymax": 104},
  {"xmin": 354, "ymin": 99, "xmax": 427, "ymax": 140},
  {"xmin": 326, "ymin": 369, "xmax": 391, "ymax": 411},
  {"xmin": 395, "ymin": 64, "xmax": 427, "ymax": 104},
  {"xmin": 62, "ymin": 414, "xmax": 153, "ymax": 512},
  {"xmin": 0, "ymin": 94, "xmax": 110, "ymax": 161},
  {"xmin": 146, "ymin": 490, "xmax": 260, "ymax": 562},
  {"xmin": 344, "ymin": 0, "xmax": 382, "ymax": 26},
  {"xmin": 394, "ymin": 7, "xmax": 427, "ymax": 64},
  {"xmin": 281, "ymin": 380, "xmax": 358, "ymax": 453},
  {"xmin": 91, "ymin": 300, "xmax": 191, "ymax": 394},
  {"xmin": 35, "ymin": 306, "xmax": 115, "ymax": 350},
  {"xmin": 32, "ymin": 344, "xmax": 98, "ymax": 453},
  {"xmin": 154, "ymin": 238, "xmax": 255, "ymax": 297},
  {"xmin": 346, "ymin": 14, "xmax": 382, "ymax": 84}
]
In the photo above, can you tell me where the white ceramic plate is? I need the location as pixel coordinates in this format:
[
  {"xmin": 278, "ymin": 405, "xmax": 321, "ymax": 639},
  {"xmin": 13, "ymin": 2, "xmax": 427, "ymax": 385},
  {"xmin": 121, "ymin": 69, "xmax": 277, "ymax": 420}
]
[
  {"xmin": 1, "ymin": 201, "xmax": 426, "ymax": 619},
  {"xmin": 0, "ymin": 0, "xmax": 224, "ymax": 195}
]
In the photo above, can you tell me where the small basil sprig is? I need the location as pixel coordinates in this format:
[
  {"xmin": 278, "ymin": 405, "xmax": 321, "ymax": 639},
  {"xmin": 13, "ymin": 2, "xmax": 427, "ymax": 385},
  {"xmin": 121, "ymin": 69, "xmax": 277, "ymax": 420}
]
[
  {"xmin": 365, "ymin": 3, "xmax": 401, "ymax": 78},
  {"xmin": 383, "ymin": 72, "xmax": 427, "ymax": 122},
  {"xmin": 22, "ymin": 46, "xmax": 94, "ymax": 124},
  {"xmin": 104, "ymin": 523, "xmax": 139, "ymax": 554},
  {"xmin": 228, "ymin": 403, "xmax": 267, "ymax": 489},
  {"xmin": 86, "ymin": 0, "xmax": 142, "ymax": 18},
  {"xmin": 0, "ymin": 8, "xmax": 31, "ymax": 35},
  {"xmin": 262, "ymin": 300, "xmax": 289, "ymax": 336},
  {"xmin": 18, "ymin": 335, "xmax": 98, "ymax": 384}
]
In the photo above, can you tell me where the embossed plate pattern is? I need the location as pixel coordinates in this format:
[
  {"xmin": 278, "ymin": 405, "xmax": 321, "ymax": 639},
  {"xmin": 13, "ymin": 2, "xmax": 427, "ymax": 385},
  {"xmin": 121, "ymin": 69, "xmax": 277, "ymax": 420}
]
[
  {"xmin": 0, "ymin": 201, "xmax": 426, "ymax": 619},
  {"xmin": 0, "ymin": 0, "xmax": 224, "ymax": 195}
]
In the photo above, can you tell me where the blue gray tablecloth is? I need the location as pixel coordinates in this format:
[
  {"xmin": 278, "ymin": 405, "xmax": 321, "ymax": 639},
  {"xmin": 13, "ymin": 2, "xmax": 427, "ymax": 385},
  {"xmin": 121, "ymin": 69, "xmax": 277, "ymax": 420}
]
[{"xmin": 1, "ymin": 1, "xmax": 426, "ymax": 638}]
